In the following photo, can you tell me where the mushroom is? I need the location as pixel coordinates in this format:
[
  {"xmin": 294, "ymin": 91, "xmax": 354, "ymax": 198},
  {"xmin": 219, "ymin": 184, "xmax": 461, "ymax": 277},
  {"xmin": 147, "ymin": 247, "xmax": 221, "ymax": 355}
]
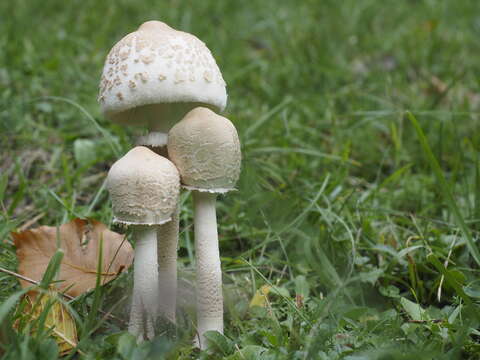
[
  {"xmin": 106, "ymin": 146, "xmax": 180, "ymax": 341},
  {"xmin": 98, "ymin": 20, "xmax": 227, "ymax": 148},
  {"xmin": 98, "ymin": 20, "xmax": 228, "ymax": 323},
  {"xmin": 167, "ymin": 107, "xmax": 241, "ymax": 348}
]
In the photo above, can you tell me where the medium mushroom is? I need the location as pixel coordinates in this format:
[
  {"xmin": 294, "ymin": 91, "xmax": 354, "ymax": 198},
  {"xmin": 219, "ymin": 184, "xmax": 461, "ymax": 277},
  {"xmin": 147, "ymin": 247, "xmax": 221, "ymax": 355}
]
[
  {"xmin": 98, "ymin": 20, "xmax": 228, "ymax": 323},
  {"xmin": 167, "ymin": 107, "xmax": 241, "ymax": 348},
  {"xmin": 106, "ymin": 146, "xmax": 180, "ymax": 341}
]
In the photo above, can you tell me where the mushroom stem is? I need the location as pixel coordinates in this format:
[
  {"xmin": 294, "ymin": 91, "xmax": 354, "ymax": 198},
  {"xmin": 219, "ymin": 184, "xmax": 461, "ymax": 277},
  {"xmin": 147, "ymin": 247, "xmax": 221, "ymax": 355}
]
[
  {"xmin": 193, "ymin": 191, "xmax": 223, "ymax": 349},
  {"xmin": 143, "ymin": 144, "xmax": 179, "ymax": 325},
  {"xmin": 137, "ymin": 104, "xmax": 200, "ymax": 147},
  {"xmin": 129, "ymin": 225, "xmax": 159, "ymax": 342},
  {"xmin": 157, "ymin": 205, "xmax": 179, "ymax": 323}
]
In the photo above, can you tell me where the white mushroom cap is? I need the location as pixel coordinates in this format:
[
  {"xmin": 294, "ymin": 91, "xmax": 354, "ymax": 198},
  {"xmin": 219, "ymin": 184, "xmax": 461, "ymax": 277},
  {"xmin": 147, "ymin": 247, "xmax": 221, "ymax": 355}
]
[
  {"xmin": 98, "ymin": 21, "xmax": 227, "ymax": 129},
  {"xmin": 167, "ymin": 107, "xmax": 241, "ymax": 193},
  {"xmin": 106, "ymin": 146, "xmax": 180, "ymax": 225}
]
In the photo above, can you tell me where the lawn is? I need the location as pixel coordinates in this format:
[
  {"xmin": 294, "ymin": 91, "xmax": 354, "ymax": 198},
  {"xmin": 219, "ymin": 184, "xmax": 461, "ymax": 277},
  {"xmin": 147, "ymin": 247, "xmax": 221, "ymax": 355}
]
[{"xmin": 2, "ymin": 0, "xmax": 480, "ymax": 358}]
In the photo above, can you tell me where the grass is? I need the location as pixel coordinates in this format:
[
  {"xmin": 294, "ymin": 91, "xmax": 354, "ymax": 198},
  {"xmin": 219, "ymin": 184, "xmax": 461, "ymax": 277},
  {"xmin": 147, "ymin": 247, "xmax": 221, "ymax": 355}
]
[{"xmin": 2, "ymin": 0, "xmax": 480, "ymax": 358}]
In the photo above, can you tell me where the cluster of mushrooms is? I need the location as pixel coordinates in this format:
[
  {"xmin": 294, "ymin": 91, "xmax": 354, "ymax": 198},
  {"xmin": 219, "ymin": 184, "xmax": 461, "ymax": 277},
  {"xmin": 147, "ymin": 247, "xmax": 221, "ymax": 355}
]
[{"xmin": 98, "ymin": 21, "xmax": 241, "ymax": 348}]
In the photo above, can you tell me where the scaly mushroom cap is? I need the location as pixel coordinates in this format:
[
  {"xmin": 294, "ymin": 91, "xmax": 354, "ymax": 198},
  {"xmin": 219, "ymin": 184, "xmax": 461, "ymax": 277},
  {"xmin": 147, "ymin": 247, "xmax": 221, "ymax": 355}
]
[
  {"xmin": 106, "ymin": 146, "xmax": 180, "ymax": 225},
  {"xmin": 167, "ymin": 107, "xmax": 241, "ymax": 193},
  {"xmin": 98, "ymin": 21, "xmax": 227, "ymax": 127}
]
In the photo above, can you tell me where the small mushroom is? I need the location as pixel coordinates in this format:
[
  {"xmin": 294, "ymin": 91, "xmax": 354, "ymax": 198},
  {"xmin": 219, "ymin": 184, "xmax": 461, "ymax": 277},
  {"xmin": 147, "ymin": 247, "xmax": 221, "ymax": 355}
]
[
  {"xmin": 106, "ymin": 146, "xmax": 180, "ymax": 341},
  {"xmin": 167, "ymin": 107, "xmax": 241, "ymax": 348}
]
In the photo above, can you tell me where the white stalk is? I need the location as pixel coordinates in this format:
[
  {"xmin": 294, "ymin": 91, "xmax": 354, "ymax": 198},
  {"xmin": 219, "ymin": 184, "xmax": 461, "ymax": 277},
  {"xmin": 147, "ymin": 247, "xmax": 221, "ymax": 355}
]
[
  {"xmin": 144, "ymin": 143, "xmax": 179, "ymax": 325},
  {"xmin": 157, "ymin": 204, "xmax": 179, "ymax": 323},
  {"xmin": 137, "ymin": 104, "xmax": 197, "ymax": 147},
  {"xmin": 129, "ymin": 225, "xmax": 159, "ymax": 342},
  {"xmin": 193, "ymin": 191, "xmax": 223, "ymax": 349}
]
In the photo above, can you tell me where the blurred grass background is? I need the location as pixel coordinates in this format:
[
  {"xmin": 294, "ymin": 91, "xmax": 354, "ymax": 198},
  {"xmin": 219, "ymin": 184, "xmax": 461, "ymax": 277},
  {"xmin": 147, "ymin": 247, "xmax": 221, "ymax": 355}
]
[{"xmin": 2, "ymin": 0, "xmax": 480, "ymax": 358}]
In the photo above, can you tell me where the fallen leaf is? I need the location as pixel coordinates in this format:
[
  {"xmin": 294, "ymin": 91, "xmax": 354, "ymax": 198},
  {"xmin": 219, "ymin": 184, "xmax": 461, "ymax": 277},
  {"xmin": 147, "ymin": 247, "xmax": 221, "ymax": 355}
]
[
  {"xmin": 15, "ymin": 291, "xmax": 77, "ymax": 355},
  {"xmin": 12, "ymin": 218, "xmax": 133, "ymax": 297},
  {"xmin": 429, "ymin": 75, "xmax": 447, "ymax": 94},
  {"xmin": 249, "ymin": 285, "xmax": 271, "ymax": 308}
]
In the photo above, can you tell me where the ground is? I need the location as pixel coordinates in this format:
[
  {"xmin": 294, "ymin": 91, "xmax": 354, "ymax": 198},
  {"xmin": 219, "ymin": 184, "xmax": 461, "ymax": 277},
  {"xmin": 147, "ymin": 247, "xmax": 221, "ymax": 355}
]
[{"xmin": 1, "ymin": 0, "xmax": 480, "ymax": 358}]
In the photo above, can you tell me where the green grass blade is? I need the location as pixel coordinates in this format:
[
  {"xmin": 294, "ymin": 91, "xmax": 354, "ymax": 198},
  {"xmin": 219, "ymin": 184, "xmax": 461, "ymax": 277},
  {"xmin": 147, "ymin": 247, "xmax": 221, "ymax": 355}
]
[
  {"xmin": 426, "ymin": 253, "xmax": 477, "ymax": 318},
  {"xmin": 0, "ymin": 173, "xmax": 8, "ymax": 204},
  {"xmin": 86, "ymin": 179, "xmax": 107, "ymax": 216},
  {"xmin": 33, "ymin": 96, "xmax": 121, "ymax": 157},
  {"xmin": 407, "ymin": 111, "xmax": 480, "ymax": 266},
  {"xmin": 241, "ymin": 257, "xmax": 312, "ymax": 326},
  {"xmin": 85, "ymin": 234, "xmax": 105, "ymax": 334},
  {"xmin": 244, "ymin": 97, "xmax": 292, "ymax": 139},
  {"xmin": 279, "ymin": 174, "xmax": 329, "ymax": 235},
  {"xmin": 39, "ymin": 249, "xmax": 64, "ymax": 290},
  {"xmin": 0, "ymin": 287, "xmax": 32, "ymax": 325}
]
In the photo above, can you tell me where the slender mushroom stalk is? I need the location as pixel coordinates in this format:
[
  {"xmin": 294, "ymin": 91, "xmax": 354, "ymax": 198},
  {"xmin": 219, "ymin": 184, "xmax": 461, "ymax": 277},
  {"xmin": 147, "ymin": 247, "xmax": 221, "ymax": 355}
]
[
  {"xmin": 193, "ymin": 191, "xmax": 223, "ymax": 337},
  {"xmin": 156, "ymin": 205, "xmax": 179, "ymax": 323},
  {"xmin": 129, "ymin": 225, "xmax": 158, "ymax": 339},
  {"xmin": 106, "ymin": 146, "xmax": 180, "ymax": 341},
  {"xmin": 98, "ymin": 20, "xmax": 228, "ymax": 324},
  {"xmin": 167, "ymin": 107, "xmax": 241, "ymax": 348}
]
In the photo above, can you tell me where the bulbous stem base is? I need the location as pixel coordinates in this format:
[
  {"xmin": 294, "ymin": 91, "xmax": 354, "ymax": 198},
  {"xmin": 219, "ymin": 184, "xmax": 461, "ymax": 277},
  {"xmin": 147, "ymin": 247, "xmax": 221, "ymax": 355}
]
[{"xmin": 128, "ymin": 225, "xmax": 158, "ymax": 342}]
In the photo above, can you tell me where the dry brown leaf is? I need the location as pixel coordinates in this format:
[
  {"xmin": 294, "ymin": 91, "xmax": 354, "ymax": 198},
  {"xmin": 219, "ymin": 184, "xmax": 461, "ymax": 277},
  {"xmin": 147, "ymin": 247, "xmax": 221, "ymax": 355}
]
[
  {"xmin": 15, "ymin": 291, "xmax": 78, "ymax": 355},
  {"xmin": 249, "ymin": 285, "xmax": 272, "ymax": 308},
  {"xmin": 12, "ymin": 218, "xmax": 133, "ymax": 297}
]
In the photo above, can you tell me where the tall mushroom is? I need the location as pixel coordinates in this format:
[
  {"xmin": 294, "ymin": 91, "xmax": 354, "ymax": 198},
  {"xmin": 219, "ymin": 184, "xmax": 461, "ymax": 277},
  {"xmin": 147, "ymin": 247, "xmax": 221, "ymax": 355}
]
[
  {"xmin": 167, "ymin": 107, "xmax": 241, "ymax": 348},
  {"xmin": 98, "ymin": 20, "xmax": 227, "ymax": 323},
  {"xmin": 106, "ymin": 146, "xmax": 180, "ymax": 341}
]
